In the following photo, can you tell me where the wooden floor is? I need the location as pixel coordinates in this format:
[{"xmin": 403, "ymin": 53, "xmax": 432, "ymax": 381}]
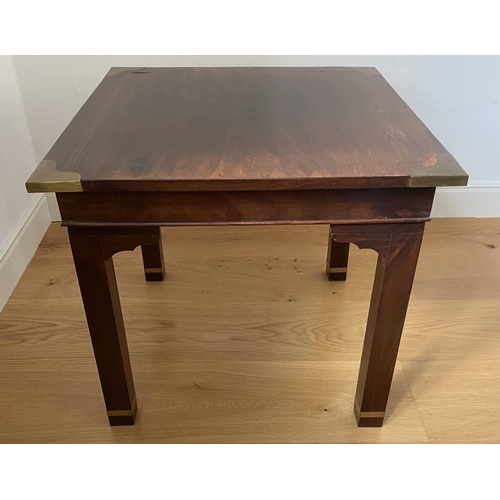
[{"xmin": 0, "ymin": 219, "xmax": 498, "ymax": 443}]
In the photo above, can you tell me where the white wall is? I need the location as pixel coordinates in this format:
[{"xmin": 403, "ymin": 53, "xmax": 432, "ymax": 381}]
[
  {"xmin": 0, "ymin": 56, "xmax": 37, "ymax": 250},
  {"xmin": 0, "ymin": 56, "xmax": 51, "ymax": 310}
]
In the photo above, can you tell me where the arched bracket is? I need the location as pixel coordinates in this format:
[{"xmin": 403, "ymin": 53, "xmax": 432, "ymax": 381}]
[
  {"xmin": 68, "ymin": 226, "xmax": 165, "ymax": 281},
  {"xmin": 330, "ymin": 223, "xmax": 424, "ymax": 259},
  {"xmin": 99, "ymin": 228, "xmax": 161, "ymax": 261}
]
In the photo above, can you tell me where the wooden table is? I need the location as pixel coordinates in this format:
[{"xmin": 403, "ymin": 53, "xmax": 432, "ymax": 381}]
[{"xmin": 26, "ymin": 67, "xmax": 468, "ymax": 428}]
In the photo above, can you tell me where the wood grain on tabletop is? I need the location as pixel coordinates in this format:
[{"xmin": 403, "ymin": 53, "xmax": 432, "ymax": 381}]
[
  {"xmin": 0, "ymin": 218, "xmax": 498, "ymax": 442},
  {"xmin": 26, "ymin": 67, "xmax": 467, "ymax": 193}
]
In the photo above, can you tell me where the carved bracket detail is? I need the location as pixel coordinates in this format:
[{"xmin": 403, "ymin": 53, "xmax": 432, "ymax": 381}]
[
  {"xmin": 330, "ymin": 223, "xmax": 425, "ymax": 259},
  {"xmin": 68, "ymin": 226, "xmax": 161, "ymax": 261}
]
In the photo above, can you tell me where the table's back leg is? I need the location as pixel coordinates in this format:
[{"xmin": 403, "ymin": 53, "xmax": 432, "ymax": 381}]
[
  {"xmin": 330, "ymin": 223, "xmax": 425, "ymax": 427},
  {"xmin": 141, "ymin": 229, "xmax": 165, "ymax": 282},
  {"xmin": 326, "ymin": 226, "xmax": 349, "ymax": 281},
  {"xmin": 68, "ymin": 228, "xmax": 137, "ymax": 425}
]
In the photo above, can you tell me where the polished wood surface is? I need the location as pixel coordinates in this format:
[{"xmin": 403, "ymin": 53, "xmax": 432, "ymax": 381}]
[
  {"xmin": 26, "ymin": 67, "xmax": 467, "ymax": 193},
  {"xmin": 0, "ymin": 219, "xmax": 498, "ymax": 442}
]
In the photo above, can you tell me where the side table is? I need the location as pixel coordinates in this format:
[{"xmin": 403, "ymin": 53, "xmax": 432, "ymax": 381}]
[{"xmin": 26, "ymin": 67, "xmax": 468, "ymax": 427}]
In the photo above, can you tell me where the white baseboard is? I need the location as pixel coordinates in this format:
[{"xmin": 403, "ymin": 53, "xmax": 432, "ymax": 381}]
[
  {"xmin": 432, "ymin": 186, "xmax": 500, "ymax": 217},
  {"xmin": 0, "ymin": 194, "xmax": 52, "ymax": 312}
]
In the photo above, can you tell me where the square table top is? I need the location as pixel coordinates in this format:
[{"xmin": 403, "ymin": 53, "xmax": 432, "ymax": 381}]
[{"xmin": 26, "ymin": 66, "xmax": 468, "ymax": 193}]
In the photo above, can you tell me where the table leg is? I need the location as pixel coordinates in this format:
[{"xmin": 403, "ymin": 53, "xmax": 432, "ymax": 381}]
[
  {"xmin": 68, "ymin": 226, "xmax": 162, "ymax": 425},
  {"xmin": 326, "ymin": 226, "xmax": 349, "ymax": 281},
  {"xmin": 330, "ymin": 223, "xmax": 425, "ymax": 427},
  {"xmin": 141, "ymin": 230, "xmax": 165, "ymax": 282}
]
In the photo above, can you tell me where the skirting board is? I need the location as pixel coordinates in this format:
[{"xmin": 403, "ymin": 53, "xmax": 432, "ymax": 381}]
[
  {"xmin": 0, "ymin": 195, "xmax": 52, "ymax": 312},
  {"xmin": 47, "ymin": 187, "xmax": 500, "ymax": 222},
  {"xmin": 431, "ymin": 186, "xmax": 500, "ymax": 218}
]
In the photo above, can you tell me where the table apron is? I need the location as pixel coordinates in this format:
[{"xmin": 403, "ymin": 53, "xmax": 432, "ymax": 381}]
[{"xmin": 56, "ymin": 188, "xmax": 435, "ymax": 226}]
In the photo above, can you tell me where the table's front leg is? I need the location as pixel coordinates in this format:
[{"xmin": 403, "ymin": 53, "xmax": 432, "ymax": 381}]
[
  {"xmin": 68, "ymin": 226, "xmax": 162, "ymax": 425},
  {"xmin": 330, "ymin": 223, "xmax": 425, "ymax": 427}
]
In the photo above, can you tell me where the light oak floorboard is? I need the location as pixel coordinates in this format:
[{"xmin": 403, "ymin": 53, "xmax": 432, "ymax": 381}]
[{"xmin": 0, "ymin": 219, "xmax": 498, "ymax": 443}]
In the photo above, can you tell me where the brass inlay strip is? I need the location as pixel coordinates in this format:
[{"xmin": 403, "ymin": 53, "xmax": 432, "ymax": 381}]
[
  {"xmin": 329, "ymin": 267, "xmax": 348, "ymax": 273},
  {"xmin": 409, "ymin": 152, "xmax": 469, "ymax": 187},
  {"xmin": 359, "ymin": 410, "xmax": 385, "ymax": 418},
  {"xmin": 145, "ymin": 267, "xmax": 164, "ymax": 273},
  {"xmin": 26, "ymin": 159, "xmax": 83, "ymax": 193},
  {"xmin": 355, "ymin": 399, "xmax": 385, "ymax": 419}
]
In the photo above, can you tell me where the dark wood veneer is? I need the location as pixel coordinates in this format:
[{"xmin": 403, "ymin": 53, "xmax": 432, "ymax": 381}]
[{"xmin": 56, "ymin": 188, "xmax": 435, "ymax": 226}]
